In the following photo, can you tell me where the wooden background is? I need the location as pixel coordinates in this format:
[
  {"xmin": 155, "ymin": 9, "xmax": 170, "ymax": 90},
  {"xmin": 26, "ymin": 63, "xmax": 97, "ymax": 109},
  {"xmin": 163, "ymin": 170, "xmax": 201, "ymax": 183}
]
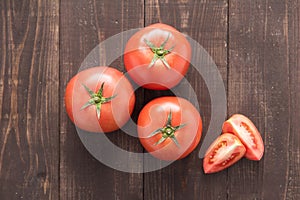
[{"xmin": 0, "ymin": 0, "xmax": 299, "ymax": 199}]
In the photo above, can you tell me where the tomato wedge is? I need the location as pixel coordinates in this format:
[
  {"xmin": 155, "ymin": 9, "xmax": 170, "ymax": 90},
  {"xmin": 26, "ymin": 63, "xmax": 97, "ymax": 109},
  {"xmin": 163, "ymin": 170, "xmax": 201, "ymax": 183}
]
[
  {"xmin": 203, "ymin": 133, "xmax": 246, "ymax": 174},
  {"xmin": 222, "ymin": 114, "xmax": 264, "ymax": 160}
]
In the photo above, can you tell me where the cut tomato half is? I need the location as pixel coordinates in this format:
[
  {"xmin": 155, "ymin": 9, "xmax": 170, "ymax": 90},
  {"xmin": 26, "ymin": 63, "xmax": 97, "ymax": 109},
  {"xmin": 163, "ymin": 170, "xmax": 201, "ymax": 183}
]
[
  {"xmin": 222, "ymin": 114, "xmax": 264, "ymax": 160},
  {"xmin": 203, "ymin": 133, "xmax": 246, "ymax": 174}
]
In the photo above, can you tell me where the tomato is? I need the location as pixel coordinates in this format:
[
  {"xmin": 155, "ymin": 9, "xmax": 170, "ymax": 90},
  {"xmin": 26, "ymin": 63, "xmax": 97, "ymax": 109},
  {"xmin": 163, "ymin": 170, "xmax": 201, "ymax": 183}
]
[
  {"xmin": 65, "ymin": 66, "xmax": 135, "ymax": 133},
  {"xmin": 146, "ymin": 23, "xmax": 178, "ymax": 32},
  {"xmin": 124, "ymin": 23, "xmax": 191, "ymax": 90},
  {"xmin": 222, "ymin": 114, "xmax": 264, "ymax": 160},
  {"xmin": 203, "ymin": 133, "xmax": 246, "ymax": 174},
  {"xmin": 137, "ymin": 96, "xmax": 202, "ymax": 161}
]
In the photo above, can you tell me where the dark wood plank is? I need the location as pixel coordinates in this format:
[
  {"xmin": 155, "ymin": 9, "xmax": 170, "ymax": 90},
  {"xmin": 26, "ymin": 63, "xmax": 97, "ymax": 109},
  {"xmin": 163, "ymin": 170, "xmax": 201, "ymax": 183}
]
[
  {"xmin": 144, "ymin": 0, "xmax": 228, "ymax": 200},
  {"xmin": 0, "ymin": 0, "xmax": 59, "ymax": 199},
  {"xmin": 286, "ymin": 0, "xmax": 300, "ymax": 199},
  {"xmin": 228, "ymin": 0, "xmax": 299, "ymax": 199},
  {"xmin": 59, "ymin": 0, "xmax": 144, "ymax": 199},
  {"xmin": 228, "ymin": 1, "xmax": 266, "ymax": 198}
]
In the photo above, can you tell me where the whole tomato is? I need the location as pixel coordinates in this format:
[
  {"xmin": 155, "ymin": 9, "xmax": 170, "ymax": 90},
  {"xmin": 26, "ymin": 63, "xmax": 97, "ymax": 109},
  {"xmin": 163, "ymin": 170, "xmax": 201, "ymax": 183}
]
[
  {"xmin": 65, "ymin": 66, "xmax": 135, "ymax": 133},
  {"xmin": 137, "ymin": 96, "xmax": 202, "ymax": 160},
  {"xmin": 124, "ymin": 23, "xmax": 191, "ymax": 90}
]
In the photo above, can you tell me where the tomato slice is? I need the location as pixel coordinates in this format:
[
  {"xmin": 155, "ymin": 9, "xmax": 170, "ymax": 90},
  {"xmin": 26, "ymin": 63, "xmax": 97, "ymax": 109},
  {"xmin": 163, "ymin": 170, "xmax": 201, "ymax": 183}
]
[
  {"xmin": 203, "ymin": 133, "xmax": 246, "ymax": 174},
  {"xmin": 222, "ymin": 114, "xmax": 264, "ymax": 161}
]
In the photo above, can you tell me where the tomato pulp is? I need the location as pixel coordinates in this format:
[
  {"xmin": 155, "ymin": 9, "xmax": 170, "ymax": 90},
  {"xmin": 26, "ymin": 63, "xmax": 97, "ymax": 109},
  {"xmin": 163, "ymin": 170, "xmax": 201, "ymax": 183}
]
[
  {"xmin": 203, "ymin": 133, "xmax": 246, "ymax": 174},
  {"xmin": 222, "ymin": 114, "xmax": 264, "ymax": 160}
]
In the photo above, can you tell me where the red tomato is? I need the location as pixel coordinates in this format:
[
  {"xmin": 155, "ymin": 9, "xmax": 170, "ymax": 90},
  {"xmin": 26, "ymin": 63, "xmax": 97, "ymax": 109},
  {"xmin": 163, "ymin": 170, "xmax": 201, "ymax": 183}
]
[
  {"xmin": 65, "ymin": 66, "xmax": 135, "ymax": 133},
  {"xmin": 137, "ymin": 97, "xmax": 202, "ymax": 161},
  {"xmin": 222, "ymin": 114, "xmax": 264, "ymax": 160},
  {"xmin": 124, "ymin": 23, "xmax": 191, "ymax": 90},
  {"xmin": 146, "ymin": 23, "xmax": 178, "ymax": 32},
  {"xmin": 203, "ymin": 133, "xmax": 246, "ymax": 174}
]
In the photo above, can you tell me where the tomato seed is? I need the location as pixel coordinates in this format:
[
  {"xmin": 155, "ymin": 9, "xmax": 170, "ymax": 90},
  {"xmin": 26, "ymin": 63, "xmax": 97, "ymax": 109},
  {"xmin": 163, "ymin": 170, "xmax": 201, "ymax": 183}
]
[
  {"xmin": 209, "ymin": 141, "xmax": 227, "ymax": 163},
  {"xmin": 240, "ymin": 122, "xmax": 256, "ymax": 147}
]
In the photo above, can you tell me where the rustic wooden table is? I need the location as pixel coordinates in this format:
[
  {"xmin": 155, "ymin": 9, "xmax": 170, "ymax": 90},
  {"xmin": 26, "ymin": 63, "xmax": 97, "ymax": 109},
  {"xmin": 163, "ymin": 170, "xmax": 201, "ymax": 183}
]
[{"xmin": 1, "ymin": 0, "xmax": 299, "ymax": 199}]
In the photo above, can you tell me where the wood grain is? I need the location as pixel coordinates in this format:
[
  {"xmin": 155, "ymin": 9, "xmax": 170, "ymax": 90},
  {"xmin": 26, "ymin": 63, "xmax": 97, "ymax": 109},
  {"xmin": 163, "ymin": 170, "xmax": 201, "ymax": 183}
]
[
  {"xmin": 0, "ymin": 0, "xmax": 299, "ymax": 199},
  {"xmin": 286, "ymin": 0, "xmax": 300, "ymax": 199},
  {"xmin": 228, "ymin": 0, "xmax": 299, "ymax": 199},
  {"xmin": 144, "ymin": 0, "xmax": 228, "ymax": 200},
  {"xmin": 0, "ymin": 0, "xmax": 59, "ymax": 199},
  {"xmin": 59, "ymin": 0, "xmax": 144, "ymax": 199}
]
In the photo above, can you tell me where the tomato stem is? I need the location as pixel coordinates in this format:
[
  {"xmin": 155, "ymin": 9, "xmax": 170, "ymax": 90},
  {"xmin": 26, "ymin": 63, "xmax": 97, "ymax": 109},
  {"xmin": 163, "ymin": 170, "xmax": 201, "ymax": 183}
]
[
  {"xmin": 144, "ymin": 33, "xmax": 174, "ymax": 69},
  {"xmin": 80, "ymin": 82, "xmax": 117, "ymax": 119},
  {"xmin": 147, "ymin": 110, "xmax": 186, "ymax": 148}
]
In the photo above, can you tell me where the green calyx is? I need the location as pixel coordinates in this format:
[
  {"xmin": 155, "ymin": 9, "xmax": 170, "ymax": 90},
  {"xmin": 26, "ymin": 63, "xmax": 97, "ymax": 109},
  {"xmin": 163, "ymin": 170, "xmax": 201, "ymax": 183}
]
[
  {"xmin": 144, "ymin": 34, "xmax": 175, "ymax": 69},
  {"xmin": 80, "ymin": 82, "xmax": 117, "ymax": 119},
  {"xmin": 147, "ymin": 110, "xmax": 186, "ymax": 148}
]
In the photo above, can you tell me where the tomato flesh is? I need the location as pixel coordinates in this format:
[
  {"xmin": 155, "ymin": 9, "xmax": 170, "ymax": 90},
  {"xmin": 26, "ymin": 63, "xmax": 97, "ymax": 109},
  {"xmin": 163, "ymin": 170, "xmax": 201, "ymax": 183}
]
[
  {"xmin": 203, "ymin": 133, "xmax": 246, "ymax": 174},
  {"xmin": 222, "ymin": 114, "xmax": 264, "ymax": 160}
]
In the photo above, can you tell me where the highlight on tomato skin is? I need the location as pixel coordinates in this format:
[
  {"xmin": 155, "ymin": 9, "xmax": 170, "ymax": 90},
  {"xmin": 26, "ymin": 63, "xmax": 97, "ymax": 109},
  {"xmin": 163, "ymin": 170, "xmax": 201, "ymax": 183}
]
[
  {"xmin": 203, "ymin": 133, "xmax": 246, "ymax": 174},
  {"xmin": 222, "ymin": 114, "xmax": 264, "ymax": 161}
]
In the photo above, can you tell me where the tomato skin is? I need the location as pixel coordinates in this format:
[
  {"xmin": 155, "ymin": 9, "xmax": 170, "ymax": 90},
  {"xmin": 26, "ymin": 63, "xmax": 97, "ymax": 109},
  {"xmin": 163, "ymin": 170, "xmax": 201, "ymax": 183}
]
[
  {"xmin": 203, "ymin": 133, "xmax": 246, "ymax": 174},
  {"xmin": 137, "ymin": 97, "xmax": 202, "ymax": 161},
  {"xmin": 146, "ymin": 23, "xmax": 178, "ymax": 32},
  {"xmin": 124, "ymin": 23, "xmax": 191, "ymax": 90},
  {"xmin": 222, "ymin": 114, "xmax": 264, "ymax": 160},
  {"xmin": 64, "ymin": 66, "xmax": 135, "ymax": 133}
]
